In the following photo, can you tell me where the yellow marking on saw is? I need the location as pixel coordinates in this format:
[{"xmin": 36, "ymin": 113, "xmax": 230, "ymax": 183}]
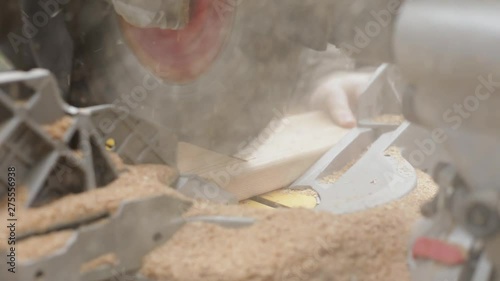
[
  {"xmin": 105, "ymin": 138, "xmax": 116, "ymax": 151},
  {"xmin": 240, "ymin": 199, "xmax": 274, "ymax": 209}
]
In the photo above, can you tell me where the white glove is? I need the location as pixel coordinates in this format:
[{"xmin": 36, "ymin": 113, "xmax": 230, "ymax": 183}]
[{"xmin": 310, "ymin": 71, "xmax": 373, "ymax": 128}]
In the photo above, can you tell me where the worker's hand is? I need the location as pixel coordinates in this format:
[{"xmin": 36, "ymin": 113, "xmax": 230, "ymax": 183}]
[{"xmin": 310, "ymin": 72, "xmax": 373, "ymax": 128}]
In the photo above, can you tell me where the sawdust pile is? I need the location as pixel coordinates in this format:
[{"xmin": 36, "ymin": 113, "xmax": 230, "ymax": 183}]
[
  {"xmin": 15, "ymin": 231, "xmax": 74, "ymax": 262},
  {"xmin": 0, "ymin": 164, "xmax": 180, "ymax": 239},
  {"xmin": 4, "ymin": 162, "xmax": 438, "ymax": 281},
  {"xmin": 81, "ymin": 253, "xmax": 119, "ymax": 273},
  {"xmin": 141, "ymin": 169, "xmax": 437, "ymax": 281}
]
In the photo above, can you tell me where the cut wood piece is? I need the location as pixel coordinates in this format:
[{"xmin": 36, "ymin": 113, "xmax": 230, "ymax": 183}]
[{"xmin": 178, "ymin": 111, "xmax": 349, "ymax": 200}]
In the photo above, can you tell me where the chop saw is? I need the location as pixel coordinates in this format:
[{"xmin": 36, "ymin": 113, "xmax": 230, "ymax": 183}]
[{"xmin": 1, "ymin": 0, "xmax": 500, "ymax": 281}]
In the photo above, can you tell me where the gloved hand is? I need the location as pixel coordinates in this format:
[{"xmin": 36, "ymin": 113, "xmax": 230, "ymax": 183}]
[{"xmin": 310, "ymin": 72, "xmax": 373, "ymax": 128}]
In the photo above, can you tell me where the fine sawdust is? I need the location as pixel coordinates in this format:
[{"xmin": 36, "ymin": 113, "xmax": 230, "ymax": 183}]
[
  {"xmin": 108, "ymin": 151, "xmax": 128, "ymax": 172},
  {"xmin": 142, "ymin": 169, "xmax": 437, "ymax": 281},
  {"xmin": 80, "ymin": 253, "xmax": 119, "ymax": 273},
  {"xmin": 321, "ymin": 158, "xmax": 358, "ymax": 184},
  {"xmin": 321, "ymin": 143, "xmax": 407, "ymax": 185},
  {"xmin": 42, "ymin": 116, "xmax": 74, "ymax": 141},
  {"xmin": 4, "ymin": 162, "xmax": 438, "ymax": 281},
  {"xmin": 281, "ymin": 187, "xmax": 319, "ymax": 199},
  {"xmin": 15, "ymin": 231, "xmax": 74, "ymax": 262},
  {"xmin": 0, "ymin": 164, "xmax": 180, "ymax": 242}
]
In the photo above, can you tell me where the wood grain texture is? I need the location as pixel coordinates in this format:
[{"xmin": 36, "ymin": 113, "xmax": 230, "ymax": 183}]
[{"xmin": 178, "ymin": 111, "xmax": 349, "ymax": 200}]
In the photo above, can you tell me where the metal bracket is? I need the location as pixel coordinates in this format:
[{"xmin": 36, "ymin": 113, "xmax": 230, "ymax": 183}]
[{"xmin": 0, "ymin": 69, "xmax": 177, "ymax": 207}]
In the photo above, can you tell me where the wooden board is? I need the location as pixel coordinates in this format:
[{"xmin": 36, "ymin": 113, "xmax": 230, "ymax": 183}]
[{"xmin": 178, "ymin": 111, "xmax": 349, "ymax": 200}]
